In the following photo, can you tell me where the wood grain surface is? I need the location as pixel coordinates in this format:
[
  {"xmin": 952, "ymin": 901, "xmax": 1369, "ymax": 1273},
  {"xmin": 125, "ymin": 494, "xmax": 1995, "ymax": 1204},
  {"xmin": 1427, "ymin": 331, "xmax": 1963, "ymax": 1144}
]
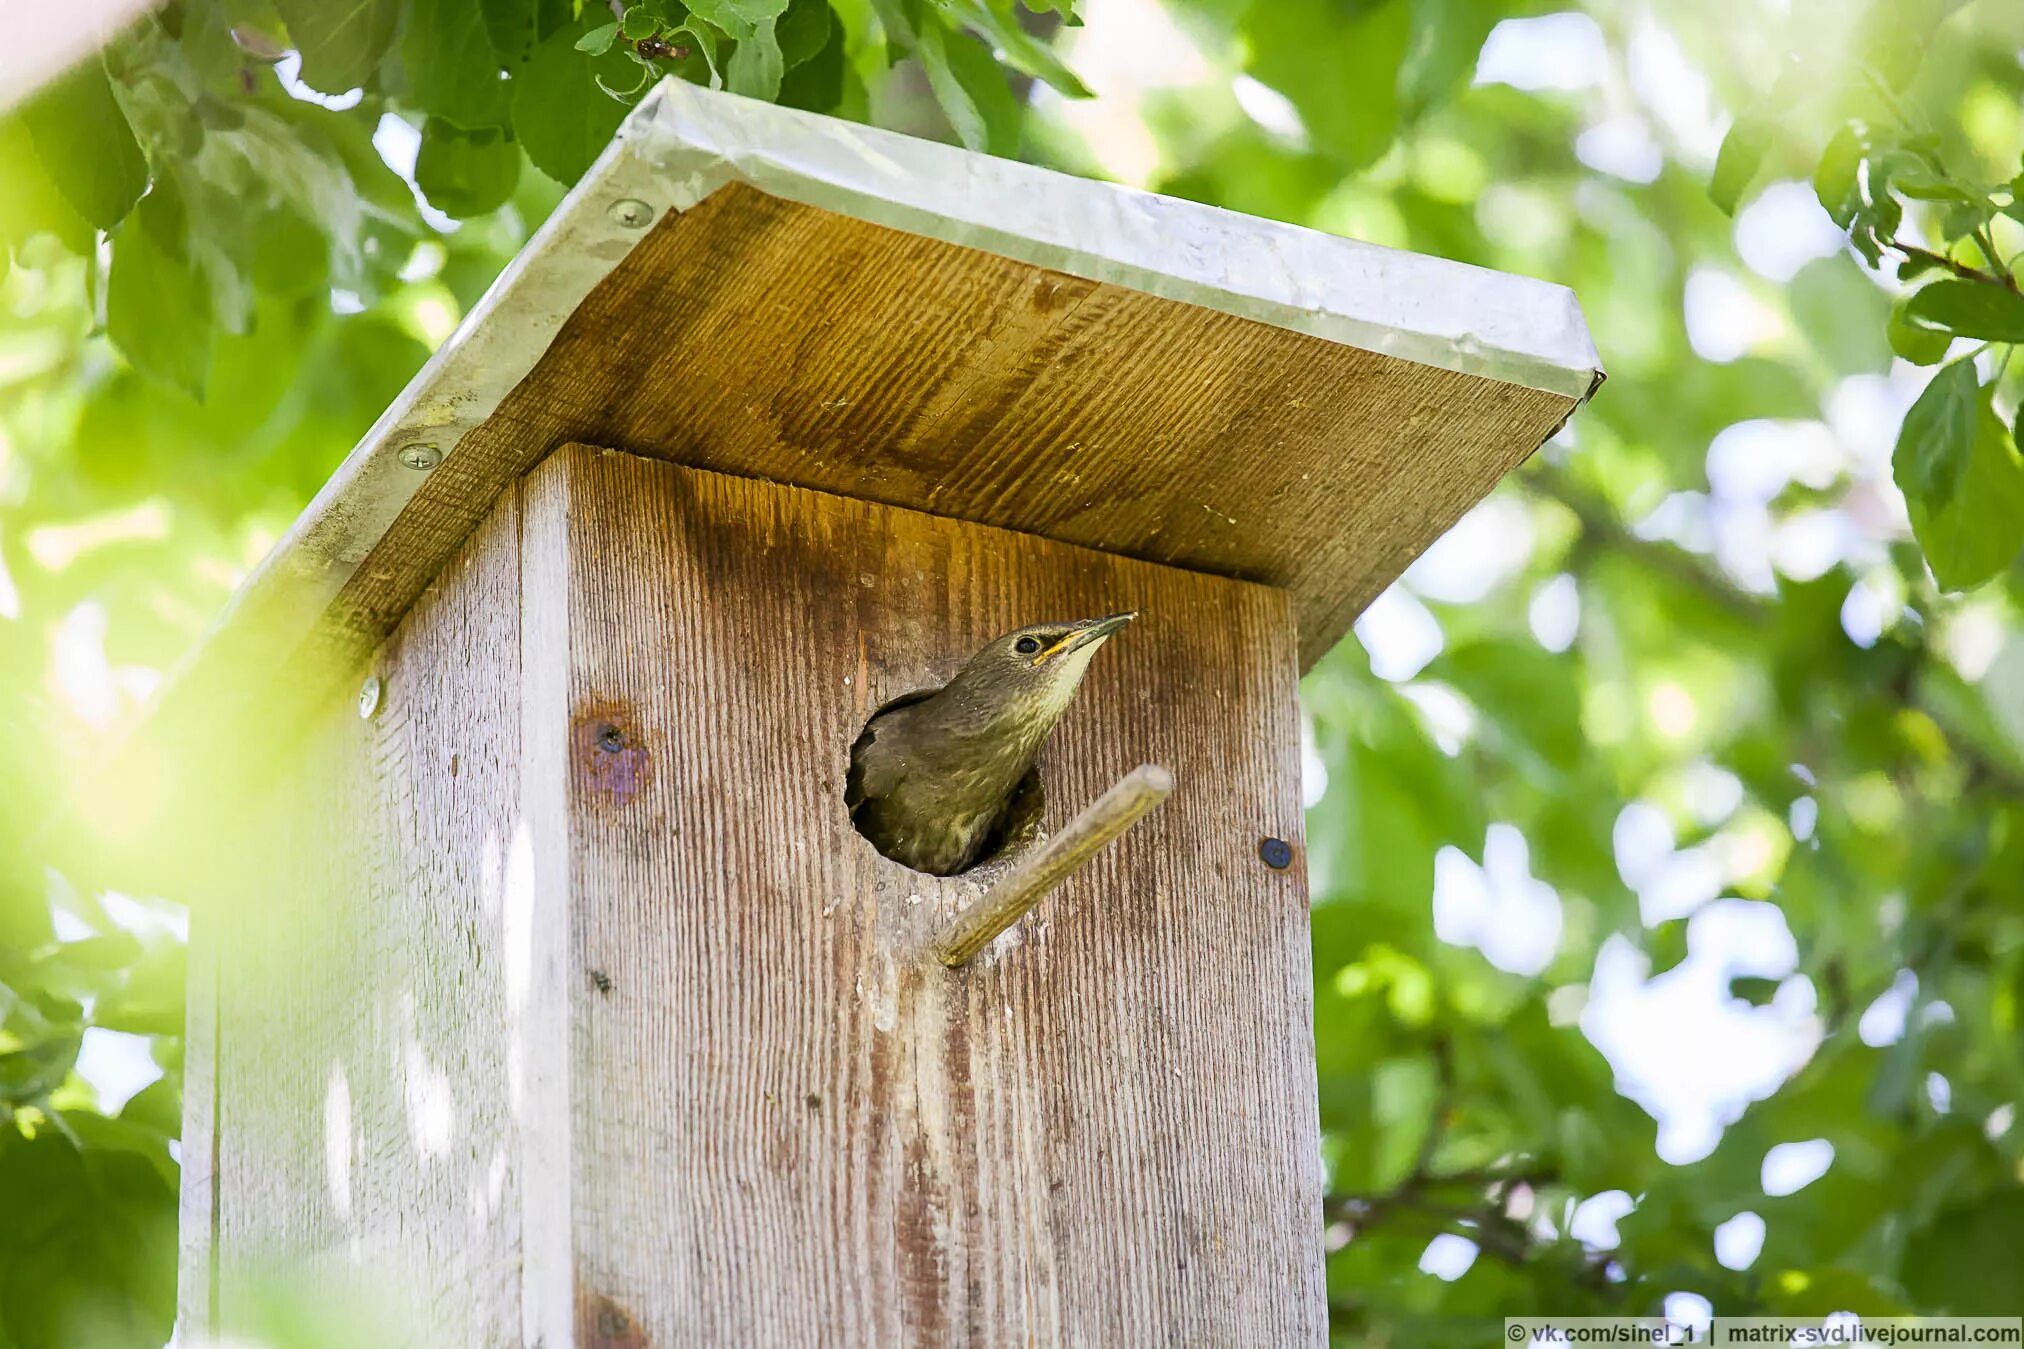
[
  {"xmin": 183, "ymin": 444, "xmax": 1327, "ymax": 1345},
  {"xmin": 99, "ymin": 179, "xmax": 1575, "ymax": 903},
  {"xmin": 182, "ymin": 496, "xmax": 530, "ymax": 1344},
  {"xmin": 546, "ymin": 446, "xmax": 1323, "ymax": 1345},
  {"xmin": 328, "ymin": 182, "xmax": 1574, "ymax": 674}
]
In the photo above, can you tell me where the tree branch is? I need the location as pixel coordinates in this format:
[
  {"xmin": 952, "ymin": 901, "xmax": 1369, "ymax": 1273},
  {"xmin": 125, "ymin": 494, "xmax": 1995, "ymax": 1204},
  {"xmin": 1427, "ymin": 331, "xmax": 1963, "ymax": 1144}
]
[
  {"xmin": 1522, "ymin": 462, "xmax": 1771, "ymax": 625},
  {"xmin": 1888, "ymin": 239, "xmax": 2019, "ymax": 292},
  {"xmin": 1324, "ymin": 1160, "xmax": 1578, "ymax": 1275},
  {"xmin": 1519, "ymin": 461, "xmax": 2024, "ymax": 796}
]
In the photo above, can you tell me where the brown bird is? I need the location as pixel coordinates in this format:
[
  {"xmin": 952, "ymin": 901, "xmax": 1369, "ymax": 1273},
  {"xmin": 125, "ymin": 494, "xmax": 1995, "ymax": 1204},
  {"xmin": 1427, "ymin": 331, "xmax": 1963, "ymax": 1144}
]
[{"xmin": 847, "ymin": 613, "xmax": 1137, "ymax": 875}]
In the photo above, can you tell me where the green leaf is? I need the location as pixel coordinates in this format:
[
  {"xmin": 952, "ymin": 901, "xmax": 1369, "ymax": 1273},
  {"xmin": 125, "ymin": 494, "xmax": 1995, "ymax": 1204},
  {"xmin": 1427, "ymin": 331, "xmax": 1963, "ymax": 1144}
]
[
  {"xmin": 414, "ymin": 119, "xmax": 521, "ymax": 217},
  {"xmin": 483, "ymin": 0, "xmax": 575, "ymax": 64},
  {"xmin": 510, "ymin": 28, "xmax": 638, "ymax": 184},
  {"xmin": 1941, "ymin": 197, "xmax": 1996, "ymax": 240},
  {"xmin": 1433, "ymin": 640, "xmax": 1584, "ymax": 779},
  {"xmin": 1887, "ymin": 299, "xmax": 1953, "ymax": 366},
  {"xmin": 119, "ymin": 1079, "xmax": 182, "ymax": 1136},
  {"xmin": 1893, "ymin": 359, "xmax": 1979, "ymax": 507},
  {"xmin": 686, "ymin": 0, "xmax": 789, "ymax": 42},
  {"xmin": 866, "ymin": 0, "xmax": 916, "ymax": 46},
  {"xmin": 728, "ymin": 16, "xmax": 786, "ymax": 99},
  {"xmin": 405, "ymin": 0, "xmax": 514, "ymax": 127},
  {"xmin": 51, "ymin": 934, "xmax": 142, "ymax": 971},
  {"xmin": 942, "ymin": 0, "xmax": 1090, "ymax": 99},
  {"xmin": 0, "ymin": 117, "xmax": 93, "ymax": 254},
  {"xmin": 1788, "ymin": 256, "xmax": 1892, "ymax": 375},
  {"xmin": 779, "ymin": 9, "xmax": 846, "ymax": 110},
  {"xmin": 108, "ymin": 187, "xmax": 214, "ymax": 398},
  {"xmin": 1851, "ymin": 188, "xmax": 1902, "ymax": 267},
  {"xmin": 274, "ymin": 0, "xmax": 401, "ymax": 92},
  {"xmin": 1902, "ymin": 1188, "xmax": 2024, "ymax": 1312},
  {"xmin": 621, "ymin": 6, "xmax": 660, "ymax": 40},
  {"xmin": 1711, "ymin": 115, "xmax": 1772, "ymax": 215},
  {"xmin": 678, "ymin": 19, "xmax": 725, "ymax": 84},
  {"xmin": 1368, "ymin": 1056, "xmax": 1439, "ymax": 1191},
  {"xmin": 1861, "ymin": 0, "xmax": 1972, "ymax": 91},
  {"xmin": 0, "ymin": 1024, "xmax": 80, "ymax": 1106},
  {"xmin": 917, "ymin": 20, "xmax": 1018, "ymax": 156},
  {"xmin": 245, "ymin": 204, "xmax": 332, "ymax": 299},
  {"xmin": 778, "ymin": 0, "xmax": 833, "ymax": 69},
  {"xmin": 1905, "ymin": 398, "xmax": 2024, "ymax": 591},
  {"xmin": 1398, "ymin": 0, "xmax": 1503, "ymax": 119},
  {"xmin": 21, "ymin": 57, "xmax": 149, "ymax": 231},
  {"xmin": 1903, "ymin": 280, "xmax": 2024, "ymax": 343},
  {"xmin": 1244, "ymin": 0, "xmax": 1408, "ymax": 168},
  {"xmin": 1812, "ymin": 125, "xmax": 1863, "ymax": 229},
  {"xmin": 576, "ymin": 20, "xmax": 621, "ymax": 53},
  {"xmin": 1894, "ymin": 171, "xmax": 1976, "ymax": 203},
  {"xmin": 917, "ymin": 20, "xmax": 982, "ymax": 151},
  {"xmin": 1898, "ymin": 252, "xmax": 1942, "ymax": 283}
]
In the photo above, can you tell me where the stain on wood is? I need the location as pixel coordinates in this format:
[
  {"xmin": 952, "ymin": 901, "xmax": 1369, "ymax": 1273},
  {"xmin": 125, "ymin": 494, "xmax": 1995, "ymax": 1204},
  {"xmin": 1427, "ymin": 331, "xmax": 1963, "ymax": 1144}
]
[
  {"xmin": 577, "ymin": 1289, "xmax": 651, "ymax": 1349},
  {"xmin": 571, "ymin": 699, "xmax": 654, "ymax": 807}
]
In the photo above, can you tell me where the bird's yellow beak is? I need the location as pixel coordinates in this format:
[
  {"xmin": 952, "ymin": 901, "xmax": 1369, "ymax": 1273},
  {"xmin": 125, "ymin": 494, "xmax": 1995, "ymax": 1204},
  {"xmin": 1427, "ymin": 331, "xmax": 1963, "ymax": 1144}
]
[{"xmin": 1031, "ymin": 611, "xmax": 1137, "ymax": 665}]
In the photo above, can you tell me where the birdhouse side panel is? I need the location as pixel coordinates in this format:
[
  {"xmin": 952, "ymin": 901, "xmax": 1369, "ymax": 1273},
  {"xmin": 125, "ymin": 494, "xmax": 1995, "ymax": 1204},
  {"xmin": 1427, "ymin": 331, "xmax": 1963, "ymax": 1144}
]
[
  {"xmin": 538, "ymin": 446, "xmax": 1326, "ymax": 1346},
  {"xmin": 183, "ymin": 494, "xmax": 531, "ymax": 1346}
]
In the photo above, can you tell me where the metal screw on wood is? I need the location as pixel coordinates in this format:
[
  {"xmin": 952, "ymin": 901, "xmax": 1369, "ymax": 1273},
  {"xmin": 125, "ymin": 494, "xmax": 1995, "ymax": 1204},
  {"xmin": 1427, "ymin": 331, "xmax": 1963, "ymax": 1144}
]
[
  {"xmin": 608, "ymin": 198, "xmax": 654, "ymax": 228},
  {"xmin": 398, "ymin": 443, "xmax": 442, "ymax": 471},
  {"xmin": 357, "ymin": 675, "xmax": 382, "ymax": 720},
  {"xmin": 931, "ymin": 763, "xmax": 1173, "ymax": 968}
]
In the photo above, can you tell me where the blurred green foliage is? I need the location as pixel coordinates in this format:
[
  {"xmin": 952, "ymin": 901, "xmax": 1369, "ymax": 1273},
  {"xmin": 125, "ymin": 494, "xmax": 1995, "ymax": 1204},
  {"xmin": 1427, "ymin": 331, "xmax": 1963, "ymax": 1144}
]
[{"xmin": 2, "ymin": 0, "xmax": 2023, "ymax": 1344}]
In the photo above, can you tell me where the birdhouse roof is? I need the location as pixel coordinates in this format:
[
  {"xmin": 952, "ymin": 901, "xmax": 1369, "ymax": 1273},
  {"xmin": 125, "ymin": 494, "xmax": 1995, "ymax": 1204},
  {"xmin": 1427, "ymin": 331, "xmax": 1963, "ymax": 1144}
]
[{"xmin": 160, "ymin": 78, "xmax": 1601, "ymax": 752}]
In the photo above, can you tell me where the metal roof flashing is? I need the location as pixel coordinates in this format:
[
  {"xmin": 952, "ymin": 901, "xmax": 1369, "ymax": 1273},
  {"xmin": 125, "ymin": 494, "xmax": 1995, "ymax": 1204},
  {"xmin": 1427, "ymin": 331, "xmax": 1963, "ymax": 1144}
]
[{"xmin": 79, "ymin": 78, "xmax": 1601, "ymax": 886}]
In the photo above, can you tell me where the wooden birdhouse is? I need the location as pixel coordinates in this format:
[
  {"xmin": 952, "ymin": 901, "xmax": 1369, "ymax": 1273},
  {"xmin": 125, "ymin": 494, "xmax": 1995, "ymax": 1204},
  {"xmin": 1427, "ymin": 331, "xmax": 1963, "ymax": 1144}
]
[{"xmin": 137, "ymin": 81, "xmax": 1600, "ymax": 1347}]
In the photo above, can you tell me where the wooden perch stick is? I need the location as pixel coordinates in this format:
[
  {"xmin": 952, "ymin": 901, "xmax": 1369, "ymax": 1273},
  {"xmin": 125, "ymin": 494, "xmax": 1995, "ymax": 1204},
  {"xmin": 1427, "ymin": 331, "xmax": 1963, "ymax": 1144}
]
[{"xmin": 932, "ymin": 764, "xmax": 1174, "ymax": 968}]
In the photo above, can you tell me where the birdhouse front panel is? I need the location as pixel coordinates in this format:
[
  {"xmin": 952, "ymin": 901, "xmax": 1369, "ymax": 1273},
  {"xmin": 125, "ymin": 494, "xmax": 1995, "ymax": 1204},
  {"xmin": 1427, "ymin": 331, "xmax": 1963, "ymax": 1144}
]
[{"xmin": 534, "ymin": 446, "xmax": 1324, "ymax": 1345}]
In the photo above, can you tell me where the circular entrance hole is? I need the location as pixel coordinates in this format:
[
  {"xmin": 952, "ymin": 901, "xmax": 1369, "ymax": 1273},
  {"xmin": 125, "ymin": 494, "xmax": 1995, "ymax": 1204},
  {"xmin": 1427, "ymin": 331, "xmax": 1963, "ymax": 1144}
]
[{"xmin": 846, "ymin": 690, "xmax": 1045, "ymax": 876}]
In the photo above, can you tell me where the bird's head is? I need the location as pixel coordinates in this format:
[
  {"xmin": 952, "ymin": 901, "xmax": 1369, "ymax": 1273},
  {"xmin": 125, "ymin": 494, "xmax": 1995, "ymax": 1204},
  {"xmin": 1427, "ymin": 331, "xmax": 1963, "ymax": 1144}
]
[{"xmin": 947, "ymin": 611, "xmax": 1137, "ymax": 728}]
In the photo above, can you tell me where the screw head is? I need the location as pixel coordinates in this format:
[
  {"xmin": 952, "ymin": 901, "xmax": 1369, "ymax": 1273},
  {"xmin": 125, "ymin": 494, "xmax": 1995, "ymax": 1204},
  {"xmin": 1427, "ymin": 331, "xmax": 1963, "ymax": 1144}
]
[
  {"xmin": 596, "ymin": 724, "xmax": 626, "ymax": 754},
  {"xmin": 357, "ymin": 675, "xmax": 382, "ymax": 720},
  {"xmin": 398, "ymin": 443, "xmax": 442, "ymax": 471},
  {"xmin": 1258, "ymin": 836, "xmax": 1294, "ymax": 870},
  {"xmin": 607, "ymin": 198, "xmax": 653, "ymax": 228}
]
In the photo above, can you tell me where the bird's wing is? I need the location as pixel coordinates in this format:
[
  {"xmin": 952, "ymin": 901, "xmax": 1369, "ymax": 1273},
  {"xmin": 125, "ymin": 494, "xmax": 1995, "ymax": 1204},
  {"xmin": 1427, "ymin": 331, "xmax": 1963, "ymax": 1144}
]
[{"xmin": 845, "ymin": 714, "xmax": 905, "ymax": 811}]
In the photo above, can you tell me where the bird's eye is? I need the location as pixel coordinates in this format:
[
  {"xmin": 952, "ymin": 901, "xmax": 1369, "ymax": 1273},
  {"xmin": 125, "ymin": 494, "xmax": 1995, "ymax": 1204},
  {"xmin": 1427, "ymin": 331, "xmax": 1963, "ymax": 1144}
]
[{"xmin": 1015, "ymin": 636, "xmax": 1042, "ymax": 655}]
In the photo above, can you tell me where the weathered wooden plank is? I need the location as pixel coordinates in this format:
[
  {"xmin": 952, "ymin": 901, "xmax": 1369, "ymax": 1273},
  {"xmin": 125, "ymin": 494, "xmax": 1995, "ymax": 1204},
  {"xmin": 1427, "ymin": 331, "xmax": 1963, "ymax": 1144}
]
[
  {"xmin": 173, "ymin": 925, "xmax": 217, "ymax": 1342},
  {"xmin": 537, "ymin": 445, "xmax": 1325, "ymax": 1345},
  {"xmin": 517, "ymin": 450, "xmax": 581, "ymax": 1349},
  {"xmin": 332, "ymin": 183, "xmax": 1573, "ymax": 676},
  {"xmin": 197, "ymin": 493, "xmax": 529, "ymax": 1343},
  {"xmin": 187, "ymin": 443, "xmax": 1328, "ymax": 1345},
  {"xmin": 94, "ymin": 152, "xmax": 1595, "ymax": 906}
]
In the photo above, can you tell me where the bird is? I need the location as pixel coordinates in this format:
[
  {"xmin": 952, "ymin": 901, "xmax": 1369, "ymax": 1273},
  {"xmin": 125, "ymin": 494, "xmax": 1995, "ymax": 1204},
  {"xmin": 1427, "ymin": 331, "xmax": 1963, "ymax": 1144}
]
[{"xmin": 847, "ymin": 612, "xmax": 1137, "ymax": 876}]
